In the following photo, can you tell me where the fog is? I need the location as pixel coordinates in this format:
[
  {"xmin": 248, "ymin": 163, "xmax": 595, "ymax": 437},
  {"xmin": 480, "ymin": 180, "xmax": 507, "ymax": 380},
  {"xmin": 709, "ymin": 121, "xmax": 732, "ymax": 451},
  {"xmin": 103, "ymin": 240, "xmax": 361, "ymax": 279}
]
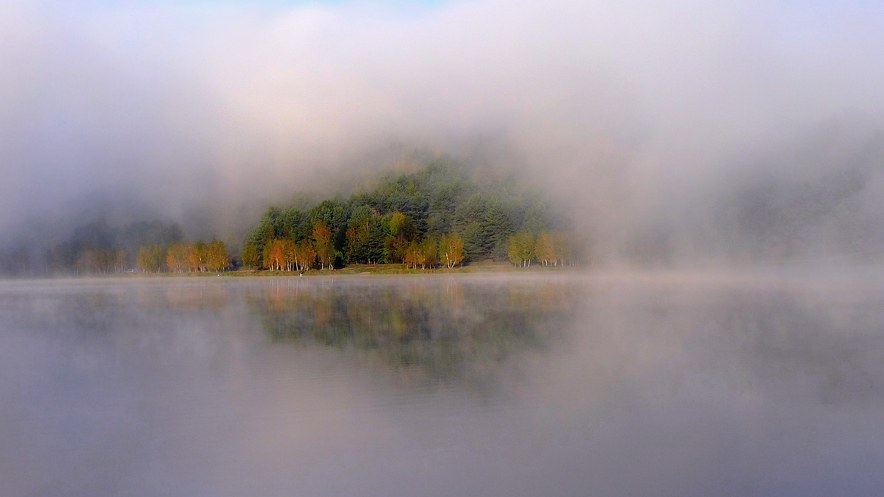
[{"xmin": 2, "ymin": 0, "xmax": 884, "ymax": 263}]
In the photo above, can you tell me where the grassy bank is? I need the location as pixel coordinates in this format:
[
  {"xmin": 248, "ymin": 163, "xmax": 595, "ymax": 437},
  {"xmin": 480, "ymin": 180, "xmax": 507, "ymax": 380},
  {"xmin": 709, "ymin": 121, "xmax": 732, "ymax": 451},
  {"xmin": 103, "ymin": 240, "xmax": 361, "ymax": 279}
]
[{"xmin": 224, "ymin": 260, "xmax": 573, "ymax": 277}]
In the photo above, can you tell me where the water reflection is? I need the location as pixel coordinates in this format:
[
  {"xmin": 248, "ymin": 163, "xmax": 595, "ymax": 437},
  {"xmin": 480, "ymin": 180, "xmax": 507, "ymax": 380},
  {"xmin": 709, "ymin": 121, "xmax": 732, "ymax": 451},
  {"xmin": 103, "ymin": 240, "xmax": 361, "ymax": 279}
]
[
  {"xmin": 562, "ymin": 276, "xmax": 884, "ymax": 410},
  {"xmin": 245, "ymin": 277, "xmax": 583, "ymax": 387},
  {"xmin": 133, "ymin": 282, "xmax": 231, "ymax": 310},
  {"xmin": 1, "ymin": 274, "xmax": 883, "ymax": 497}
]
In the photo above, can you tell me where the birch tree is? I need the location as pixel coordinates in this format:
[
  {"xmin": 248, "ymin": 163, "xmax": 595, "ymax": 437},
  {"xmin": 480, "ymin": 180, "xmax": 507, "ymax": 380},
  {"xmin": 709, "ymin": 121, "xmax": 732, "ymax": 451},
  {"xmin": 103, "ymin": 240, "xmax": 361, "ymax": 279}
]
[
  {"xmin": 507, "ymin": 232, "xmax": 535, "ymax": 267},
  {"xmin": 137, "ymin": 244, "xmax": 165, "ymax": 273},
  {"xmin": 207, "ymin": 239, "xmax": 229, "ymax": 272},
  {"xmin": 313, "ymin": 222, "xmax": 334, "ymax": 270},
  {"xmin": 439, "ymin": 233, "xmax": 464, "ymax": 269},
  {"xmin": 535, "ymin": 232, "xmax": 555, "ymax": 266}
]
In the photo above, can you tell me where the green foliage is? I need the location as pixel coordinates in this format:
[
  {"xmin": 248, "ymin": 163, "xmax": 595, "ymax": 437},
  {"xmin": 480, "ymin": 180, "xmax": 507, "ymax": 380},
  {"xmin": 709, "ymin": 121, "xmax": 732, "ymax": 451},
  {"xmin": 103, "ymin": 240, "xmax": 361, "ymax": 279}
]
[
  {"xmin": 311, "ymin": 200, "xmax": 350, "ymax": 235},
  {"xmin": 281, "ymin": 208, "xmax": 312, "ymax": 241},
  {"xmin": 345, "ymin": 206, "xmax": 386, "ymax": 263},
  {"xmin": 461, "ymin": 222, "xmax": 485, "ymax": 261},
  {"xmin": 535, "ymin": 232, "xmax": 555, "ymax": 266},
  {"xmin": 244, "ymin": 158, "xmax": 571, "ymax": 270},
  {"xmin": 388, "ymin": 211, "xmax": 413, "ymax": 239},
  {"xmin": 483, "ymin": 201, "xmax": 515, "ymax": 259},
  {"xmin": 419, "ymin": 237, "xmax": 438, "ymax": 268},
  {"xmin": 439, "ymin": 233, "xmax": 465, "ymax": 269},
  {"xmin": 507, "ymin": 232, "xmax": 536, "ymax": 267},
  {"xmin": 242, "ymin": 244, "xmax": 259, "ymax": 269},
  {"xmin": 245, "ymin": 207, "xmax": 280, "ymax": 260}
]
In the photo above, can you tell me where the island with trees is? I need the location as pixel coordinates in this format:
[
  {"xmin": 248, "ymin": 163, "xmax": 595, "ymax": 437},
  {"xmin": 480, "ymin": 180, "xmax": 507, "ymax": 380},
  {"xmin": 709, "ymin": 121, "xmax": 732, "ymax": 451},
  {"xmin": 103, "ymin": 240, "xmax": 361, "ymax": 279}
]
[
  {"xmin": 127, "ymin": 159, "xmax": 576, "ymax": 274},
  {"xmin": 220, "ymin": 159, "xmax": 576, "ymax": 274}
]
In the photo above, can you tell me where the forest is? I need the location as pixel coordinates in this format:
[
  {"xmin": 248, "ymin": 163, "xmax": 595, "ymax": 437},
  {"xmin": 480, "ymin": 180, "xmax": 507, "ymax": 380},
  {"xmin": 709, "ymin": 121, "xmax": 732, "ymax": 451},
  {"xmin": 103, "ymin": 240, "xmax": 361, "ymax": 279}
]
[
  {"xmin": 0, "ymin": 219, "xmax": 184, "ymax": 276},
  {"xmin": 234, "ymin": 159, "xmax": 575, "ymax": 272},
  {"xmin": 0, "ymin": 159, "xmax": 576, "ymax": 276}
]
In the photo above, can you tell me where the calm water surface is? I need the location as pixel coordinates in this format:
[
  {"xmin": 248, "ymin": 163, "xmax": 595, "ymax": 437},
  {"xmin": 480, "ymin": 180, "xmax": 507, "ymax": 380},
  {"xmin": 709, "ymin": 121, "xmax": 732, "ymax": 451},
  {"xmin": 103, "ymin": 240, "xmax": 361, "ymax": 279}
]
[{"xmin": 1, "ymin": 272, "xmax": 883, "ymax": 496}]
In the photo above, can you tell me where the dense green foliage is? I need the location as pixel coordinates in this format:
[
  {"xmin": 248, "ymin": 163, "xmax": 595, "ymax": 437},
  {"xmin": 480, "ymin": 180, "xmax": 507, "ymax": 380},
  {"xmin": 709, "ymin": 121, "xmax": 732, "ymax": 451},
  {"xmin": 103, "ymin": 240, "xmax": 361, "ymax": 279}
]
[{"xmin": 244, "ymin": 159, "xmax": 574, "ymax": 270}]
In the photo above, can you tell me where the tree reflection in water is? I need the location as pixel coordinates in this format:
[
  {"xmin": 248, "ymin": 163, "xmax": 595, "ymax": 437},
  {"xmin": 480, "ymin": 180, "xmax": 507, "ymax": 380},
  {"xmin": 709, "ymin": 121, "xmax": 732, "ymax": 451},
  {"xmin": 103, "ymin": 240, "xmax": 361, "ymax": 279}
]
[{"xmin": 245, "ymin": 277, "xmax": 584, "ymax": 386}]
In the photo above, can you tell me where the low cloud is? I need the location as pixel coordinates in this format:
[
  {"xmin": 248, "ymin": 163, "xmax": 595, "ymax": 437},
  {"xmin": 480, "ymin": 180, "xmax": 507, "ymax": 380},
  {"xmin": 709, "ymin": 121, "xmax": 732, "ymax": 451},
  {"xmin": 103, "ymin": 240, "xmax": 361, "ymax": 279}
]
[{"xmin": 2, "ymin": 0, "xmax": 883, "ymax": 262}]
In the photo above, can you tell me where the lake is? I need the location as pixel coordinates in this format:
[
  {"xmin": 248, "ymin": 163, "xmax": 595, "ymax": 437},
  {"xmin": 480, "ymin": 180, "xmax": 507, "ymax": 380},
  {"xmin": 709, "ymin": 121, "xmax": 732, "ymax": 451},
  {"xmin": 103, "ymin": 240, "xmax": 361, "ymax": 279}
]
[{"xmin": 1, "ymin": 271, "xmax": 883, "ymax": 496}]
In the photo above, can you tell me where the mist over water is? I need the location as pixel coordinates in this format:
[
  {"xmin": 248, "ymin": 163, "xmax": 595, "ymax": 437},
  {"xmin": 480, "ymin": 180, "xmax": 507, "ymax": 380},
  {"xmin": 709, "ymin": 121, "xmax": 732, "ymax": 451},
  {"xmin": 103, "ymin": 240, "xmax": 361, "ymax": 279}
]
[
  {"xmin": 2, "ymin": 273, "xmax": 883, "ymax": 496},
  {"xmin": 4, "ymin": 2, "xmax": 884, "ymax": 493}
]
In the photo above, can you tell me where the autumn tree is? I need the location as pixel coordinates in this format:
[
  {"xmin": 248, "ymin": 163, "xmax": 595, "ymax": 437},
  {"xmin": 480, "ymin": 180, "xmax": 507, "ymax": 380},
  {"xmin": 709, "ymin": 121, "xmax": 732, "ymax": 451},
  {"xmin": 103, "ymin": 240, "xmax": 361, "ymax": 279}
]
[
  {"xmin": 137, "ymin": 244, "xmax": 165, "ymax": 273},
  {"xmin": 207, "ymin": 239, "xmax": 229, "ymax": 272},
  {"xmin": 113, "ymin": 249, "xmax": 127, "ymax": 273},
  {"xmin": 242, "ymin": 244, "xmax": 259, "ymax": 269},
  {"xmin": 279, "ymin": 239, "xmax": 295, "ymax": 271},
  {"xmin": 261, "ymin": 238, "xmax": 298, "ymax": 271},
  {"xmin": 74, "ymin": 249, "xmax": 92, "ymax": 274},
  {"xmin": 535, "ymin": 232, "xmax": 555, "ymax": 266},
  {"xmin": 76, "ymin": 247, "xmax": 110, "ymax": 274},
  {"xmin": 419, "ymin": 238, "xmax": 438, "ymax": 269},
  {"xmin": 183, "ymin": 244, "xmax": 197, "ymax": 272},
  {"xmin": 262, "ymin": 241, "xmax": 273, "ymax": 270},
  {"xmin": 403, "ymin": 239, "xmax": 438, "ymax": 270},
  {"xmin": 439, "ymin": 233, "xmax": 464, "ymax": 269},
  {"xmin": 551, "ymin": 232, "xmax": 571, "ymax": 266},
  {"xmin": 404, "ymin": 242, "xmax": 419, "ymax": 269},
  {"xmin": 194, "ymin": 241, "xmax": 208, "ymax": 272},
  {"xmin": 296, "ymin": 240, "xmax": 316, "ymax": 272},
  {"xmin": 313, "ymin": 222, "xmax": 334, "ymax": 270},
  {"xmin": 181, "ymin": 243, "xmax": 195, "ymax": 272},
  {"xmin": 263, "ymin": 239, "xmax": 285, "ymax": 271},
  {"xmin": 166, "ymin": 243, "xmax": 188, "ymax": 273},
  {"xmin": 507, "ymin": 232, "xmax": 535, "ymax": 267}
]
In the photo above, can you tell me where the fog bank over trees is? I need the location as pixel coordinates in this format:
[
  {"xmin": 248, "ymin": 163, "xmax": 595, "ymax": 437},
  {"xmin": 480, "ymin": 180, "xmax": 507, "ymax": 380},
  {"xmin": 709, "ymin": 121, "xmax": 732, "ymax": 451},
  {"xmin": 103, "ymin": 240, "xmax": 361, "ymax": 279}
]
[
  {"xmin": 2, "ymin": 1, "xmax": 883, "ymax": 272},
  {"xmin": 626, "ymin": 116, "xmax": 884, "ymax": 266}
]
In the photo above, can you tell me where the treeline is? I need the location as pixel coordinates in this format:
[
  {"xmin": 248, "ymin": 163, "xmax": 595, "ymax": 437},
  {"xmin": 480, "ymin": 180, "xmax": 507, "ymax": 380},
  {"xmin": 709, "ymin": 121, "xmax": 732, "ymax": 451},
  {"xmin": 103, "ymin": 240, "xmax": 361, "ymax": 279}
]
[
  {"xmin": 71, "ymin": 247, "xmax": 129, "ymax": 274},
  {"xmin": 136, "ymin": 240, "xmax": 230, "ymax": 273},
  {"xmin": 507, "ymin": 231, "xmax": 572, "ymax": 267},
  {"xmin": 0, "ymin": 219, "xmax": 184, "ymax": 276},
  {"xmin": 247, "ymin": 227, "xmax": 466, "ymax": 272},
  {"xmin": 0, "ymin": 218, "xmax": 232, "ymax": 276},
  {"xmin": 243, "ymin": 159, "xmax": 576, "ymax": 271},
  {"xmin": 0, "ymin": 159, "xmax": 579, "ymax": 277}
]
